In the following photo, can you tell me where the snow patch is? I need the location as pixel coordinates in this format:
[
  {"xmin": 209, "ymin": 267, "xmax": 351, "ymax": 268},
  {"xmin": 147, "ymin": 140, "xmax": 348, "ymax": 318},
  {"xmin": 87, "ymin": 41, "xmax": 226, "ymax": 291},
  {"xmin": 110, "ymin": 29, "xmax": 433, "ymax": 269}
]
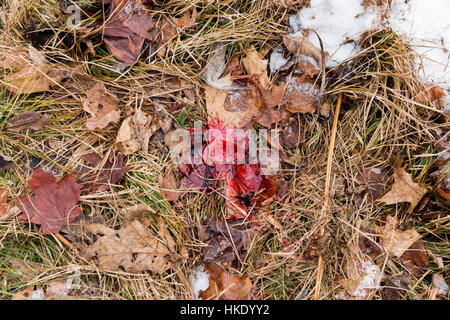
[
  {"xmin": 269, "ymin": 47, "xmax": 290, "ymax": 73},
  {"xmin": 189, "ymin": 264, "xmax": 210, "ymax": 299},
  {"xmin": 289, "ymin": 0, "xmax": 383, "ymax": 67}
]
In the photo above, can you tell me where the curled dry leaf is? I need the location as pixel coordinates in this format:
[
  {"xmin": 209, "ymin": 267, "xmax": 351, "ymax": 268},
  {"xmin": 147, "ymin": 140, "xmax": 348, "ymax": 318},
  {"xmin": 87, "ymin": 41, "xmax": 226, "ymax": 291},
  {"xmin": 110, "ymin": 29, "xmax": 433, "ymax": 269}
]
[
  {"xmin": 102, "ymin": 0, "xmax": 154, "ymax": 65},
  {"xmin": 82, "ymin": 82, "xmax": 121, "ymax": 130},
  {"xmin": 377, "ymin": 166, "xmax": 428, "ymax": 212},
  {"xmin": 16, "ymin": 169, "xmax": 82, "ymax": 235},
  {"xmin": 6, "ymin": 110, "xmax": 52, "ymax": 132},
  {"xmin": 375, "ymin": 215, "xmax": 421, "ymax": 258},
  {"xmin": 81, "ymin": 151, "xmax": 130, "ymax": 194},
  {"xmin": 11, "ymin": 287, "xmax": 35, "ymax": 300},
  {"xmin": 203, "ymin": 43, "xmax": 229, "ymax": 90},
  {"xmin": 115, "ymin": 109, "xmax": 160, "ymax": 154},
  {"xmin": 199, "ymin": 263, "xmax": 252, "ymax": 300},
  {"xmin": 82, "ymin": 217, "xmax": 186, "ymax": 274}
]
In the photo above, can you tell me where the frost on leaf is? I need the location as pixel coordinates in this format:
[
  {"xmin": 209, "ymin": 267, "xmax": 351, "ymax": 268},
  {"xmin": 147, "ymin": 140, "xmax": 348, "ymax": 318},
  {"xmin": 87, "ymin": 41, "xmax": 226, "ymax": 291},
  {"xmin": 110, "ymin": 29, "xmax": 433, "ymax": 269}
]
[{"xmin": 17, "ymin": 169, "xmax": 82, "ymax": 235}]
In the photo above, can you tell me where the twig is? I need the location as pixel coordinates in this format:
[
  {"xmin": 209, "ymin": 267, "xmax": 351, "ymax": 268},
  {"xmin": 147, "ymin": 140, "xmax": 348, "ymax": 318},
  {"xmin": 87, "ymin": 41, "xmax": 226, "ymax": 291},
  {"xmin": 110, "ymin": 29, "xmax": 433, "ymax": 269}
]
[
  {"xmin": 54, "ymin": 232, "xmax": 73, "ymax": 249},
  {"xmin": 314, "ymin": 92, "xmax": 343, "ymax": 300}
]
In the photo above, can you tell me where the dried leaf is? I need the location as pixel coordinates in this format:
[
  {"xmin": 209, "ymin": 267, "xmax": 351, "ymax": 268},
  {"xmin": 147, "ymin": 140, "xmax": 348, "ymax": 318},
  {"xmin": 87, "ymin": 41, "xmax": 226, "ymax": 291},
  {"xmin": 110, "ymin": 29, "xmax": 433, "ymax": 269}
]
[
  {"xmin": 116, "ymin": 109, "xmax": 159, "ymax": 154},
  {"xmin": 3, "ymin": 65, "xmax": 69, "ymax": 94},
  {"xmin": 174, "ymin": 8, "xmax": 198, "ymax": 28},
  {"xmin": 82, "ymin": 82, "xmax": 121, "ymax": 130},
  {"xmin": 11, "ymin": 287, "xmax": 35, "ymax": 300},
  {"xmin": 103, "ymin": 0, "xmax": 154, "ymax": 65},
  {"xmin": 281, "ymin": 118, "xmax": 303, "ymax": 148},
  {"xmin": 202, "ymin": 217, "xmax": 250, "ymax": 265},
  {"xmin": 199, "ymin": 263, "xmax": 252, "ymax": 300},
  {"xmin": 378, "ymin": 166, "xmax": 428, "ymax": 212},
  {"xmin": 375, "ymin": 215, "xmax": 421, "ymax": 258},
  {"xmin": 16, "ymin": 169, "xmax": 82, "ymax": 234},
  {"xmin": 281, "ymin": 73, "xmax": 319, "ymax": 114},
  {"xmin": 0, "ymin": 151, "xmax": 13, "ymax": 171},
  {"xmin": 159, "ymin": 168, "xmax": 179, "ymax": 201},
  {"xmin": 432, "ymin": 273, "xmax": 449, "ymax": 296},
  {"xmin": 205, "ymin": 74, "xmax": 258, "ymax": 128},
  {"xmin": 6, "ymin": 110, "xmax": 52, "ymax": 132},
  {"xmin": 242, "ymin": 47, "xmax": 270, "ymax": 88},
  {"xmin": 82, "ymin": 218, "xmax": 184, "ymax": 274},
  {"xmin": 81, "ymin": 151, "xmax": 130, "ymax": 194},
  {"xmin": 399, "ymin": 240, "xmax": 429, "ymax": 276},
  {"xmin": 340, "ymin": 259, "xmax": 382, "ymax": 300},
  {"xmin": 0, "ymin": 189, "xmax": 10, "ymax": 216},
  {"xmin": 283, "ymin": 35, "xmax": 325, "ymax": 67},
  {"xmin": 353, "ymin": 167, "xmax": 391, "ymax": 204}
]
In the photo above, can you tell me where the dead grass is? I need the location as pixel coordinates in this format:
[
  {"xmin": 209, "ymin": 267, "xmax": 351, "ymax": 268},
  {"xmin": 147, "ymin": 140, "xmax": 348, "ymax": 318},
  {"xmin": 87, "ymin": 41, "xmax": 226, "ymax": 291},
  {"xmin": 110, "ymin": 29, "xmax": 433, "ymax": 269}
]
[{"xmin": 0, "ymin": 0, "xmax": 448, "ymax": 300}]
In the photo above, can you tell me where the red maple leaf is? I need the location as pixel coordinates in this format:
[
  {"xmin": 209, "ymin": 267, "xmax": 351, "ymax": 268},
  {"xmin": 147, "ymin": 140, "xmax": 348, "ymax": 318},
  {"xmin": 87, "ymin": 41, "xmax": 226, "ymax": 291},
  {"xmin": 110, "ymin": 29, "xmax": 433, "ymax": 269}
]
[{"xmin": 17, "ymin": 169, "xmax": 82, "ymax": 234}]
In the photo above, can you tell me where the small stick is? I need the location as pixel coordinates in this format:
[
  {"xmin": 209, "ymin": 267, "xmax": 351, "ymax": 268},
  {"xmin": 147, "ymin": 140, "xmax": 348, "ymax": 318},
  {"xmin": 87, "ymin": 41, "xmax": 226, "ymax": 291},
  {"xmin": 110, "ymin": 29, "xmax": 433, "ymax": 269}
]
[
  {"xmin": 54, "ymin": 232, "xmax": 73, "ymax": 249},
  {"xmin": 314, "ymin": 92, "xmax": 343, "ymax": 300}
]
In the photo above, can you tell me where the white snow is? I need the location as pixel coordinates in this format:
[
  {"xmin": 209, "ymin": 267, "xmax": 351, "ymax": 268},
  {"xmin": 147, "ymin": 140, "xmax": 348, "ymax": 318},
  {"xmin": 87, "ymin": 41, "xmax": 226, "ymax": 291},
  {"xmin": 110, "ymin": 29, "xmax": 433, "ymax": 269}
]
[
  {"xmin": 189, "ymin": 264, "xmax": 210, "ymax": 299},
  {"xmin": 289, "ymin": 0, "xmax": 383, "ymax": 67},
  {"xmin": 269, "ymin": 47, "xmax": 290, "ymax": 73},
  {"xmin": 289, "ymin": 0, "xmax": 450, "ymax": 110},
  {"xmin": 390, "ymin": 0, "xmax": 450, "ymax": 111},
  {"xmin": 351, "ymin": 260, "xmax": 382, "ymax": 299}
]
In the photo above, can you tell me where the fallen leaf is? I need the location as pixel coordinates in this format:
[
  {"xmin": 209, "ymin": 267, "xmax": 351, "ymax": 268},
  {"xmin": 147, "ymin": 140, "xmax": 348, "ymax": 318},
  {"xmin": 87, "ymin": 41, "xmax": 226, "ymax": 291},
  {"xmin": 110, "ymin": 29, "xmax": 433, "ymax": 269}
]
[
  {"xmin": 16, "ymin": 169, "xmax": 82, "ymax": 234},
  {"xmin": 281, "ymin": 118, "xmax": 303, "ymax": 148},
  {"xmin": 358, "ymin": 232, "xmax": 382, "ymax": 258},
  {"xmin": 174, "ymin": 8, "xmax": 198, "ymax": 28},
  {"xmin": 81, "ymin": 151, "xmax": 130, "ymax": 194},
  {"xmin": 102, "ymin": 0, "xmax": 154, "ymax": 65},
  {"xmin": 381, "ymin": 271, "xmax": 410, "ymax": 300},
  {"xmin": 205, "ymin": 74, "xmax": 258, "ymax": 128},
  {"xmin": 59, "ymin": 213, "xmax": 106, "ymax": 244},
  {"xmin": 353, "ymin": 167, "xmax": 391, "ymax": 204},
  {"xmin": 6, "ymin": 110, "xmax": 52, "ymax": 132},
  {"xmin": 45, "ymin": 280, "xmax": 72, "ymax": 299},
  {"xmin": 11, "ymin": 287, "xmax": 35, "ymax": 300},
  {"xmin": 399, "ymin": 240, "xmax": 429, "ymax": 276},
  {"xmin": 432, "ymin": 273, "xmax": 449, "ymax": 296},
  {"xmin": 375, "ymin": 215, "xmax": 421, "ymax": 258},
  {"xmin": 242, "ymin": 47, "xmax": 270, "ymax": 88},
  {"xmin": 283, "ymin": 35, "xmax": 325, "ymax": 67},
  {"xmin": 378, "ymin": 166, "xmax": 428, "ymax": 212},
  {"xmin": 0, "ymin": 47, "xmax": 30, "ymax": 69},
  {"xmin": 3, "ymin": 64, "xmax": 69, "ymax": 94},
  {"xmin": 159, "ymin": 168, "xmax": 179, "ymax": 201},
  {"xmin": 340, "ymin": 259, "xmax": 382, "ymax": 300},
  {"xmin": 199, "ymin": 263, "xmax": 252, "ymax": 300},
  {"xmin": 116, "ymin": 109, "xmax": 159, "ymax": 154},
  {"xmin": 281, "ymin": 73, "xmax": 319, "ymax": 114},
  {"xmin": 82, "ymin": 217, "xmax": 185, "ymax": 274},
  {"xmin": 202, "ymin": 217, "xmax": 250, "ymax": 265},
  {"xmin": 0, "ymin": 151, "xmax": 14, "ymax": 171},
  {"xmin": 0, "ymin": 189, "xmax": 10, "ymax": 216},
  {"xmin": 81, "ymin": 82, "xmax": 121, "ymax": 130}
]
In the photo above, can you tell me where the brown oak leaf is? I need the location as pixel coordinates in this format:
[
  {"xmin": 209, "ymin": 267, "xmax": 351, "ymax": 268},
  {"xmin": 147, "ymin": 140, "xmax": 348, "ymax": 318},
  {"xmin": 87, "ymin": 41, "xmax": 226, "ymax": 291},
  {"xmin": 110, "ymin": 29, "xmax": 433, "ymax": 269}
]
[
  {"xmin": 82, "ymin": 217, "xmax": 185, "ymax": 274},
  {"xmin": 378, "ymin": 166, "xmax": 428, "ymax": 212},
  {"xmin": 81, "ymin": 151, "xmax": 130, "ymax": 194},
  {"xmin": 375, "ymin": 215, "xmax": 421, "ymax": 258},
  {"xmin": 82, "ymin": 82, "xmax": 121, "ymax": 130},
  {"xmin": 6, "ymin": 110, "xmax": 52, "ymax": 132},
  {"xmin": 16, "ymin": 169, "xmax": 82, "ymax": 234}
]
